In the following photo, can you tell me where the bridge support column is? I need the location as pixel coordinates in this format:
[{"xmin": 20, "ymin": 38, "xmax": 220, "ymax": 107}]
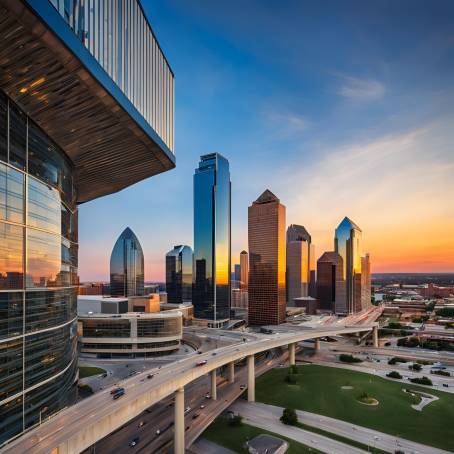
[
  {"xmin": 174, "ymin": 387, "xmax": 185, "ymax": 454},
  {"xmin": 373, "ymin": 325, "xmax": 379, "ymax": 348},
  {"xmin": 289, "ymin": 342, "xmax": 296, "ymax": 366},
  {"xmin": 228, "ymin": 361, "xmax": 235, "ymax": 383},
  {"xmin": 211, "ymin": 369, "xmax": 217, "ymax": 400},
  {"xmin": 314, "ymin": 338, "xmax": 320, "ymax": 351},
  {"xmin": 247, "ymin": 354, "xmax": 255, "ymax": 402}
]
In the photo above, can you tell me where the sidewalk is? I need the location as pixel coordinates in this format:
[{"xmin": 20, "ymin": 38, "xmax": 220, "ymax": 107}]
[{"xmin": 232, "ymin": 401, "xmax": 452, "ymax": 454}]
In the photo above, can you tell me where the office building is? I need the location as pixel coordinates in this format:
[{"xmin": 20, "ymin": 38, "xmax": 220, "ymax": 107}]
[
  {"xmin": 334, "ymin": 217, "xmax": 372, "ymax": 314},
  {"xmin": 361, "ymin": 254, "xmax": 372, "ymax": 310},
  {"xmin": 0, "ymin": 0, "xmax": 174, "ymax": 443},
  {"xmin": 286, "ymin": 224, "xmax": 316, "ymax": 304},
  {"xmin": 78, "ymin": 312, "xmax": 182, "ymax": 358},
  {"xmin": 193, "ymin": 153, "xmax": 231, "ymax": 327},
  {"xmin": 316, "ymin": 252, "xmax": 344, "ymax": 312},
  {"xmin": 166, "ymin": 245, "xmax": 193, "ymax": 304},
  {"xmin": 248, "ymin": 190, "xmax": 286, "ymax": 325},
  {"xmin": 110, "ymin": 227, "xmax": 145, "ymax": 297},
  {"xmin": 240, "ymin": 250, "xmax": 249, "ymax": 290}
]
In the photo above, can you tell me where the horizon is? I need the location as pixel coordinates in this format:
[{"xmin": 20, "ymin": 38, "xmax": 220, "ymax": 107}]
[{"xmin": 78, "ymin": 0, "xmax": 454, "ymax": 281}]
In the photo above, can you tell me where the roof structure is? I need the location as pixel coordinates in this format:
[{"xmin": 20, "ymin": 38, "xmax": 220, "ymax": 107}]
[{"xmin": 254, "ymin": 189, "xmax": 280, "ymax": 204}]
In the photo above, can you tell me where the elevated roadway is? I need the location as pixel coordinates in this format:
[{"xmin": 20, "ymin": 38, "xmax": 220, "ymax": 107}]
[{"xmin": 1, "ymin": 324, "xmax": 377, "ymax": 454}]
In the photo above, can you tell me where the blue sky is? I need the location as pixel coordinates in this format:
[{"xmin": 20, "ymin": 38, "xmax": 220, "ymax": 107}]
[{"xmin": 79, "ymin": 0, "xmax": 454, "ymax": 281}]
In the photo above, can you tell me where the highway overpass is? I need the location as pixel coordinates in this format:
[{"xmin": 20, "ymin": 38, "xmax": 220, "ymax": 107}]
[{"xmin": 1, "ymin": 324, "xmax": 378, "ymax": 454}]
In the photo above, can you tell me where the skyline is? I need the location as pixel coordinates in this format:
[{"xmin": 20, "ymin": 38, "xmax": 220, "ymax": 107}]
[{"xmin": 78, "ymin": 0, "xmax": 454, "ymax": 281}]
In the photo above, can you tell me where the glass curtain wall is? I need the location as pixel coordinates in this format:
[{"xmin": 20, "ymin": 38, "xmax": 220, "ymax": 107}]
[
  {"xmin": 193, "ymin": 153, "xmax": 231, "ymax": 324},
  {"xmin": 0, "ymin": 90, "xmax": 78, "ymax": 445}
]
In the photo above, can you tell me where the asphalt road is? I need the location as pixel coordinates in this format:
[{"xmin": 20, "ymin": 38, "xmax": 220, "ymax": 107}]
[
  {"xmin": 233, "ymin": 401, "xmax": 452, "ymax": 454},
  {"xmin": 2, "ymin": 324, "xmax": 373, "ymax": 454},
  {"xmin": 232, "ymin": 401, "xmax": 367, "ymax": 454},
  {"xmin": 87, "ymin": 350, "xmax": 285, "ymax": 454}
]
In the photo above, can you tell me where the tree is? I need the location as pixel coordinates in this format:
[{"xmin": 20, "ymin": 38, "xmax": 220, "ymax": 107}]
[
  {"xmin": 409, "ymin": 363, "xmax": 422, "ymax": 371},
  {"xmin": 228, "ymin": 414, "xmax": 243, "ymax": 427},
  {"xmin": 410, "ymin": 376, "xmax": 432, "ymax": 386},
  {"xmin": 280, "ymin": 408, "xmax": 298, "ymax": 425},
  {"xmin": 339, "ymin": 354, "xmax": 362, "ymax": 363}
]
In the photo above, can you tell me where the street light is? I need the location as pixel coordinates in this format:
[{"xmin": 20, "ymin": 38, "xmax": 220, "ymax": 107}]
[{"xmin": 39, "ymin": 406, "xmax": 48, "ymax": 425}]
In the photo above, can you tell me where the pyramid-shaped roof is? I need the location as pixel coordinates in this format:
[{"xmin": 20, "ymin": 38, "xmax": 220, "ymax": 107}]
[
  {"xmin": 337, "ymin": 216, "xmax": 361, "ymax": 232},
  {"xmin": 254, "ymin": 189, "xmax": 279, "ymax": 204}
]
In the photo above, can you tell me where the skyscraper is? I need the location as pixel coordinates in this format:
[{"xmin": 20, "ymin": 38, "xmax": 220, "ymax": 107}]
[
  {"xmin": 361, "ymin": 253, "xmax": 372, "ymax": 310},
  {"xmin": 0, "ymin": 0, "xmax": 174, "ymax": 443},
  {"xmin": 316, "ymin": 252, "xmax": 344, "ymax": 312},
  {"xmin": 334, "ymin": 217, "xmax": 371, "ymax": 314},
  {"xmin": 286, "ymin": 225, "xmax": 310, "ymax": 304},
  {"xmin": 166, "ymin": 245, "xmax": 193, "ymax": 304},
  {"xmin": 110, "ymin": 228, "xmax": 145, "ymax": 297},
  {"xmin": 240, "ymin": 250, "xmax": 249, "ymax": 290},
  {"xmin": 193, "ymin": 153, "xmax": 231, "ymax": 327},
  {"xmin": 248, "ymin": 190, "xmax": 286, "ymax": 325}
]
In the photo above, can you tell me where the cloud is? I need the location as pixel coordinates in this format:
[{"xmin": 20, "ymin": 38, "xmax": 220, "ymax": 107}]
[
  {"xmin": 338, "ymin": 76, "xmax": 386, "ymax": 101},
  {"xmin": 281, "ymin": 116, "xmax": 454, "ymax": 272},
  {"xmin": 261, "ymin": 109, "xmax": 310, "ymax": 138}
]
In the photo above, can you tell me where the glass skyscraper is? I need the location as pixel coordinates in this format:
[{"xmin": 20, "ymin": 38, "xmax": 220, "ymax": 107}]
[
  {"xmin": 166, "ymin": 245, "xmax": 193, "ymax": 304},
  {"xmin": 193, "ymin": 153, "xmax": 231, "ymax": 327},
  {"xmin": 334, "ymin": 217, "xmax": 362, "ymax": 314},
  {"xmin": 0, "ymin": 0, "xmax": 174, "ymax": 444},
  {"xmin": 110, "ymin": 228, "xmax": 145, "ymax": 297}
]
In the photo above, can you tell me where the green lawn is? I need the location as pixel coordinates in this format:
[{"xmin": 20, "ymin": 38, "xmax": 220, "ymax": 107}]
[
  {"xmin": 203, "ymin": 417, "xmax": 323, "ymax": 454},
  {"xmin": 78, "ymin": 366, "xmax": 106, "ymax": 379},
  {"xmin": 255, "ymin": 364, "xmax": 454, "ymax": 451}
]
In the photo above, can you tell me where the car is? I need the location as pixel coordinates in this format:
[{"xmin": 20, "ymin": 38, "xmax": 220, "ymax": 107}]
[
  {"xmin": 197, "ymin": 351, "xmax": 202, "ymax": 354},
  {"xmin": 102, "ymin": 373, "xmax": 107, "ymax": 378},
  {"xmin": 138, "ymin": 421, "xmax": 145, "ymax": 428},
  {"xmin": 200, "ymin": 405, "xmax": 205, "ymax": 409},
  {"xmin": 196, "ymin": 360, "xmax": 207, "ymax": 367},
  {"xmin": 443, "ymin": 383, "xmax": 449, "ymax": 388},
  {"xmin": 192, "ymin": 413, "xmax": 200, "ymax": 420},
  {"xmin": 129, "ymin": 437, "xmax": 139, "ymax": 447},
  {"xmin": 113, "ymin": 389, "xmax": 125, "ymax": 399},
  {"xmin": 145, "ymin": 408, "xmax": 153, "ymax": 413},
  {"xmin": 156, "ymin": 429, "xmax": 161, "ymax": 436},
  {"xmin": 110, "ymin": 387, "xmax": 124, "ymax": 395},
  {"xmin": 185, "ymin": 426, "xmax": 190, "ymax": 431},
  {"xmin": 147, "ymin": 374, "xmax": 154, "ymax": 379},
  {"xmin": 205, "ymin": 393, "xmax": 211, "ymax": 399},
  {"xmin": 212, "ymin": 352, "xmax": 217, "ymax": 356},
  {"xmin": 184, "ymin": 406, "xmax": 191, "ymax": 414},
  {"xmin": 240, "ymin": 385, "xmax": 246, "ymax": 390}
]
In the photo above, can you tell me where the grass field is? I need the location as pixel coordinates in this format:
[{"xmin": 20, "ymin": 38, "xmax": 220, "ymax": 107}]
[
  {"xmin": 255, "ymin": 364, "xmax": 454, "ymax": 451},
  {"xmin": 78, "ymin": 366, "xmax": 106, "ymax": 379},
  {"xmin": 203, "ymin": 417, "xmax": 323, "ymax": 454}
]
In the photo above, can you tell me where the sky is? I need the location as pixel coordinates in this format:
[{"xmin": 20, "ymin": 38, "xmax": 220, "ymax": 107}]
[{"xmin": 78, "ymin": 0, "xmax": 454, "ymax": 282}]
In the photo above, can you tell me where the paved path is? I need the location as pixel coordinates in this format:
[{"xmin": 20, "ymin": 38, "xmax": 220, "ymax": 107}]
[
  {"xmin": 232, "ymin": 401, "xmax": 452, "ymax": 454},
  {"xmin": 231, "ymin": 401, "xmax": 367, "ymax": 454},
  {"xmin": 190, "ymin": 438, "xmax": 235, "ymax": 454}
]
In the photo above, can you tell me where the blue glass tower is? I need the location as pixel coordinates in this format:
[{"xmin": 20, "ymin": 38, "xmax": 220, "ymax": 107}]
[
  {"xmin": 193, "ymin": 153, "xmax": 231, "ymax": 327},
  {"xmin": 110, "ymin": 228, "xmax": 145, "ymax": 297}
]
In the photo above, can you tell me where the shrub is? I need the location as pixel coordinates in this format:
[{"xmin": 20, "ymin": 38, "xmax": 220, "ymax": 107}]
[
  {"xmin": 387, "ymin": 371, "xmax": 402, "ymax": 379},
  {"xmin": 339, "ymin": 354, "xmax": 362, "ymax": 363},
  {"xmin": 410, "ymin": 376, "xmax": 432, "ymax": 386},
  {"xmin": 416, "ymin": 359, "xmax": 433, "ymax": 365},
  {"xmin": 228, "ymin": 415, "xmax": 243, "ymax": 427},
  {"xmin": 388, "ymin": 356, "xmax": 407, "ymax": 365},
  {"xmin": 409, "ymin": 363, "xmax": 422, "ymax": 371},
  {"xmin": 280, "ymin": 408, "xmax": 298, "ymax": 425},
  {"xmin": 431, "ymin": 369, "xmax": 450, "ymax": 377},
  {"xmin": 387, "ymin": 322, "xmax": 403, "ymax": 329}
]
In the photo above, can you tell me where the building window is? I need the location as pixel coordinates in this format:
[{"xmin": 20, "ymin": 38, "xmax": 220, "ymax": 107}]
[
  {"xmin": 0, "ymin": 163, "xmax": 24, "ymax": 224},
  {"xmin": 0, "ymin": 222, "xmax": 24, "ymax": 290}
]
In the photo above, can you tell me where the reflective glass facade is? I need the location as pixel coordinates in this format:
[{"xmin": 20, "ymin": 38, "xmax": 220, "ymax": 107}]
[
  {"xmin": 110, "ymin": 227, "xmax": 144, "ymax": 297},
  {"xmin": 48, "ymin": 0, "xmax": 174, "ymax": 152},
  {"xmin": 334, "ymin": 217, "xmax": 362, "ymax": 314},
  {"xmin": 166, "ymin": 245, "xmax": 193, "ymax": 304},
  {"xmin": 193, "ymin": 153, "xmax": 231, "ymax": 324},
  {"xmin": 0, "ymin": 91, "xmax": 78, "ymax": 445}
]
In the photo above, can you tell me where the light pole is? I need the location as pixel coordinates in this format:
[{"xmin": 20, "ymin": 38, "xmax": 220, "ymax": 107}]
[{"xmin": 39, "ymin": 406, "xmax": 48, "ymax": 425}]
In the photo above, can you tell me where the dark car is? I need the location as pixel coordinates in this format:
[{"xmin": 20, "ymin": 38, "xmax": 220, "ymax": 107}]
[
  {"xmin": 192, "ymin": 413, "xmax": 200, "ymax": 420},
  {"xmin": 111, "ymin": 387, "xmax": 124, "ymax": 395},
  {"xmin": 113, "ymin": 388, "xmax": 125, "ymax": 399},
  {"xmin": 147, "ymin": 374, "xmax": 154, "ymax": 379},
  {"xmin": 129, "ymin": 437, "xmax": 139, "ymax": 447}
]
